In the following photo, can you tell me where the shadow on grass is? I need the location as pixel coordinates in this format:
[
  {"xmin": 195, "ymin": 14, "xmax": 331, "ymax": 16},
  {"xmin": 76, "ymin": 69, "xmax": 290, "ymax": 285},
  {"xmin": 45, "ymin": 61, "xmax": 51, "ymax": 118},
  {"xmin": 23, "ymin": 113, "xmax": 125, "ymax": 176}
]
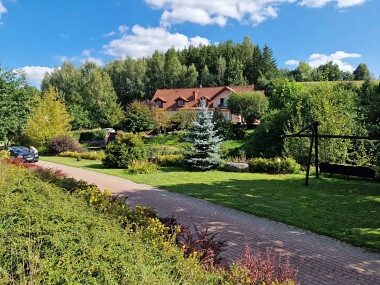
[{"xmin": 144, "ymin": 173, "xmax": 380, "ymax": 251}]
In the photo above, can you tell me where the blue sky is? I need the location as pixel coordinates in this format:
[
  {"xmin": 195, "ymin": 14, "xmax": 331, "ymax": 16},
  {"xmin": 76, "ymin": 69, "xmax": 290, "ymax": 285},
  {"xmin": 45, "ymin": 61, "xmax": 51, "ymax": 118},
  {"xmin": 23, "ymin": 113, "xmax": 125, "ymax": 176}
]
[{"xmin": 0, "ymin": 0, "xmax": 378, "ymax": 86}]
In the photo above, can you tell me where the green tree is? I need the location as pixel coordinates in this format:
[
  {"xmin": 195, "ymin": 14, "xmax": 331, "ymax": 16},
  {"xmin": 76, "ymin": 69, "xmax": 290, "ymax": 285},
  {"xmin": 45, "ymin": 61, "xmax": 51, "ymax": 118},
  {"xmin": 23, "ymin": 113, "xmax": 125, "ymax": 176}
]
[
  {"xmin": 24, "ymin": 86, "xmax": 72, "ymax": 146},
  {"xmin": 227, "ymin": 58, "xmax": 247, "ymax": 86},
  {"xmin": 293, "ymin": 62, "xmax": 312, "ymax": 82},
  {"xmin": 150, "ymin": 105, "xmax": 172, "ymax": 134},
  {"xmin": 200, "ymin": 65, "xmax": 216, "ymax": 87},
  {"xmin": 0, "ymin": 66, "xmax": 37, "ymax": 145},
  {"xmin": 146, "ymin": 50, "xmax": 166, "ymax": 95},
  {"xmin": 164, "ymin": 48, "xmax": 183, "ymax": 88},
  {"xmin": 121, "ymin": 101, "xmax": 154, "ymax": 132},
  {"xmin": 216, "ymin": 56, "xmax": 227, "ymax": 86},
  {"xmin": 353, "ymin": 63, "xmax": 371, "ymax": 81},
  {"xmin": 227, "ymin": 91, "xmax": 269, "ymax": 124},
  {"xmin": 186, "ymin": 100, "xmax": 221, "ymax": 170}
]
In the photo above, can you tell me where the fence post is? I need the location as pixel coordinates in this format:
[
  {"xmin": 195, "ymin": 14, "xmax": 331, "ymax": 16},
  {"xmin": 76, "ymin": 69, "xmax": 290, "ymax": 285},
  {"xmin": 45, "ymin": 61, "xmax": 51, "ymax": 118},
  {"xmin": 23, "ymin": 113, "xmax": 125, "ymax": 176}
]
[
  {"xmin": 314, "ymin": 122, "xmax": 319, "ymax": 179},
  {"xmin": 305, "ymin": 127, "xmax": 315, "ymax": 186}
]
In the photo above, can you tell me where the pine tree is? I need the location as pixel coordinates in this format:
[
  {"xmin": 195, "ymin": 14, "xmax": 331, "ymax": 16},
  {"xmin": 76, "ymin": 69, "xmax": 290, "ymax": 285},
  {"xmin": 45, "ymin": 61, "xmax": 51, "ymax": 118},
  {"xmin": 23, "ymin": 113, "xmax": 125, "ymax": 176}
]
[{"xmin": 186, "ymin": 100, "xmax": 222, "ymax": 170}]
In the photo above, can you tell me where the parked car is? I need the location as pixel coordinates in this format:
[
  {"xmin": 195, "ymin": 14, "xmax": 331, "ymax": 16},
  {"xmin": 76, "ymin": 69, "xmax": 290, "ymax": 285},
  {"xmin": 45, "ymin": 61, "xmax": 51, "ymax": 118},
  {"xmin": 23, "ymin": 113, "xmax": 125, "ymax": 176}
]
[{"xmin": 8, "ymin": 146, "xmax": 39, "ymax": 162}]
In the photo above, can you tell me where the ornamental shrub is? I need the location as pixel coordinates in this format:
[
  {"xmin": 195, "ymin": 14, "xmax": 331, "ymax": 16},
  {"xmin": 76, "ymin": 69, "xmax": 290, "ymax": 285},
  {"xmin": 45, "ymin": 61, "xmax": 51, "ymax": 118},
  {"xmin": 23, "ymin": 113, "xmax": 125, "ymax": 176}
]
[
  {"xmin": 59, "ymin": 151, "xmax": 105, "ymax": 160},
  {"xmin": 49, "ymin": 135, "xmax": 82, "ymax": 154},
  {"xmin": 249, "ymin": 157, "xmax": 300, "ymax": 174},
  {"xmin": 224, "ymin": 246, "xmax": 299, "ymax": 285},
  {"xmin": 126, "ymin": 161, "xmax": 159, "ymax": 174},
  {"xmin": 102, "ymin": 131, "xmax": 147, "ymax": 168},
  {"xmin": 157, "ymin": 154, "xmax": 184, "ymax": 166}
]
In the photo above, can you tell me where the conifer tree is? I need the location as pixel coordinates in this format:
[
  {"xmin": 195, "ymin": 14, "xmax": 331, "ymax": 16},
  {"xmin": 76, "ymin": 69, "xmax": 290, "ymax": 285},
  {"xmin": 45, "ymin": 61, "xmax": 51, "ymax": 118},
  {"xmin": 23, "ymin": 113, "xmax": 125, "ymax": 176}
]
[{"xmin": 186, "ymin": 100, "xmax": 221, "ymax": 170}]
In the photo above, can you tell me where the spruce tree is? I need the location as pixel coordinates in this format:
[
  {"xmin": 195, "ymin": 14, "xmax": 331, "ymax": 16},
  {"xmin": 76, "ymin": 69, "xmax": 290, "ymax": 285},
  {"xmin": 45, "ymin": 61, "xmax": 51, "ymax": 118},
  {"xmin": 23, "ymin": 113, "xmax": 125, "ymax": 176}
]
[{"xmin": 186, "ymin": 100, "xmax": 222, "ymax": 170}]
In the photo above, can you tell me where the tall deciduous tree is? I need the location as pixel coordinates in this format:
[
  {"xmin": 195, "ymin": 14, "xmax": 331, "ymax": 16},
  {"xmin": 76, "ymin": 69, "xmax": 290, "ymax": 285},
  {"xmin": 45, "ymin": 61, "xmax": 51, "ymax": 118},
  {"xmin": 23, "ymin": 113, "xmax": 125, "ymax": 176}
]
[
  {"xmin": 121, "ymin": 101, "xmax": 154, "ymax": 132},
  {"xmin": 216, "ymin": 56, "xmax": 227, "ymax": 86},
  {"xmin": 24, "ymin": 86, "xmax": 72, "ymax": 146},
  {"xmin": 353, "ymin": 63, "xmax": 371, "ymax": 81},
  {"xmin": 227, "ymin": 91, "xmax": 269, "ymax": 124},
  {"xmin": 227, "ymin": 58, "xmax": 247, "ymax": 86},
  {"xmin": 150, "ymin": 105, "xmax": 172, "ymax": 134},
  {"xmin": 0, "ymin": 66, "xmax": 37, "ymax": 144}
]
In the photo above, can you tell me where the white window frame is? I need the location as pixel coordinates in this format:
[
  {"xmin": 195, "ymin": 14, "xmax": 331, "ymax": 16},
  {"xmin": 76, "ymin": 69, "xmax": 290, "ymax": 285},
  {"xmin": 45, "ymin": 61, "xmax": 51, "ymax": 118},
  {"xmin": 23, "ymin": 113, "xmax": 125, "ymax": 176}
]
[
  {"xmin": 178, "ymin": 100, "xmax": 184, "ymax": 107},
  {"xmin": 156, "ymin": 100, "xmax": 162, "ymax": 107}
]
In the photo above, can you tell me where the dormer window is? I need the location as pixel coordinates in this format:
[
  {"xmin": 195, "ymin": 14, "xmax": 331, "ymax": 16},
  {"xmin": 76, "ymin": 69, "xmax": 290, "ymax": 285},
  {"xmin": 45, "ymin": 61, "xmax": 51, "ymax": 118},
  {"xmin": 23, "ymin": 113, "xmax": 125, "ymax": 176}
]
[
  {"xmin": 178, "ymin": 100, "xmax": 184, "ymax": 107},
  {"xmin": 157, "ymin": 100, "xmax": 162, "ymax": 108}
]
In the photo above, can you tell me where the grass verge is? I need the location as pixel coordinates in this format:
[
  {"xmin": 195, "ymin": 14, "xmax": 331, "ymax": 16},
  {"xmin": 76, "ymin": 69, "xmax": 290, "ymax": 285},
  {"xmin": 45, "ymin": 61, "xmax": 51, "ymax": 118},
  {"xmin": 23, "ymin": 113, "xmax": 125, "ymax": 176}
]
[{"xmin": 40, "ymin": 156, "xmax": 380, "ymax": 252}]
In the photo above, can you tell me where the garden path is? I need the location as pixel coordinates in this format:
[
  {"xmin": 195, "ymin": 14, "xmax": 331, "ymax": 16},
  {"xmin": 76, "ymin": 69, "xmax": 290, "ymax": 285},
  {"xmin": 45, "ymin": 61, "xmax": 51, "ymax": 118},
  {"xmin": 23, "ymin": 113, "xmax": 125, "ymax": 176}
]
[{"xmin": 38, "ymin": 160, "xmax": 380, "ymax": 285}]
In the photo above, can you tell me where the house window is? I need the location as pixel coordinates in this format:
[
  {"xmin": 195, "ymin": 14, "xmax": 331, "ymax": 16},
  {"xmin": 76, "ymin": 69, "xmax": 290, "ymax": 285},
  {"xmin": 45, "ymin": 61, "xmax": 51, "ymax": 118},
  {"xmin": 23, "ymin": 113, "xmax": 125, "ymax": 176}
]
[
  {"xmin": 156, "ymin": 100, "xmax": 162, "ymax": 108},
  {"xmin": 178, "ymin": 100, "xmax": 184, "ymax": 107},
  {"xmin": 220, "ymin": 98, "xmax": 226, "ymax": 108}
]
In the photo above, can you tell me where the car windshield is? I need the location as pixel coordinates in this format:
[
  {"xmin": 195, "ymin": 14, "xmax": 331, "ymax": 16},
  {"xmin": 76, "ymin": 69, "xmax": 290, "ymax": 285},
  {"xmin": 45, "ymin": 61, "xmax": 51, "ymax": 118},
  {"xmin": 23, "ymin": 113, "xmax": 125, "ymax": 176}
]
[{"xmin": 12, "ymin": 147, "xmax": 30, "ymax": 152}]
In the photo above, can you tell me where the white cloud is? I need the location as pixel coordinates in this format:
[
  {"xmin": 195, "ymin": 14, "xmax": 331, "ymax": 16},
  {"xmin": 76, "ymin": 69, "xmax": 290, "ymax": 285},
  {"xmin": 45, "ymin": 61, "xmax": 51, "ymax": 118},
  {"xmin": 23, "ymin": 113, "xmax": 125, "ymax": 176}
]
[
  {"xmin": 103, "ymin": 31, "xmax": 116, "ymax": 37},
  {"xmin": 145, "ymin": 0, "xmax": 367, "ymax": 26},
  {"xmin": 103, "ymin": 25, "xmax": 210, "ymax": 58},
  {"xmin": 0, "ymin": 1, "xmax": 7, "ymax": 19},
  {"xmin": 59, "ymin": 56, "xmax": 68, "ymax": 62},
  {"xmin": 300, "ymin": 0, "xmax": 367, "ymax": 8},
  {"xmin": 118, "ymin": 24, "xmax": 129, "ymax": 34},
  {"xmin": 79, "ymin": 57, "xmax": 104, "ymax": 66},
  {"xmin": 81, "ymin": 49, "xmax": 91, "ymax": 56},
  {"xmin": 285, "ymin": 59, "xmax": 300, "ymax": 65},
  {"xmin": 287, "ymin": 51, "xmax": 361, "ymax": 72},
  {"xmin": 15, "ymin": 66, "xmax": 55, "ymax": 87}
]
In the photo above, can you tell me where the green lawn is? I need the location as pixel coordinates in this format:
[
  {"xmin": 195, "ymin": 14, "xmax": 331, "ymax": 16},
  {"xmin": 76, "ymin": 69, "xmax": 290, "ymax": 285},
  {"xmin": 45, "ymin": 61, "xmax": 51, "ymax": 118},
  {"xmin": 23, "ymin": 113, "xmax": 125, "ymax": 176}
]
[{"xmin": 41, "ymin": 156, "xmax": 380, "ymax": 251}]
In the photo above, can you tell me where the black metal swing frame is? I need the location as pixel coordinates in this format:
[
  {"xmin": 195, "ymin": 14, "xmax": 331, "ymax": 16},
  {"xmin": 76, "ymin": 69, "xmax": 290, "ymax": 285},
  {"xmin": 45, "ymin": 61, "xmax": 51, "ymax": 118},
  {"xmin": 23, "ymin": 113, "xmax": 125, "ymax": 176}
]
[{"xmin": 283, "ymin": 121, "xmax": 380, "ymax": 185}]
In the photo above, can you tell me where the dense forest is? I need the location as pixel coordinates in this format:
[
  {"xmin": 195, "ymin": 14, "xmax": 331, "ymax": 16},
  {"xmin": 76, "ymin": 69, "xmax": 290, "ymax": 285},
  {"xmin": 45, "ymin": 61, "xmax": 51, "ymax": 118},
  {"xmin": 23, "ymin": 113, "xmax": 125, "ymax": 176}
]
[{"xmin": 41, "ymin": 36, "xmax": 374, "ymax": 129}]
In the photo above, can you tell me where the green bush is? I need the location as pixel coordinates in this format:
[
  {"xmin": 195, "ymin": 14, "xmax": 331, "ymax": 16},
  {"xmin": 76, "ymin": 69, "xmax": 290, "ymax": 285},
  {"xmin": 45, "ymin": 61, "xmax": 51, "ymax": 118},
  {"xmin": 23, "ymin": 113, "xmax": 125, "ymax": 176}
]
[
  {"xmin": 102, "ymin": 132, "xmax": 147, "ymax": 168},
  {"xmin": 127, "ymin": 161, "xmax": 159, "ymax": 174},
  {"xmin": 249, "ymin": 157, "xmax": 300, "ymax": 174},
  {"xmin": 59, "ymin": 151, "xmax": 105, "ymax": 160},
  {"xmin": 0, "ymin": 150, "xmax": 9, "ymax": 159},
  {"xmin": 157, "ymin": 155, "xmax": 184, "ymax": 166},
  {"xmin": 72, "ymin": 129, "xmax": 108, "ymax": 142}
]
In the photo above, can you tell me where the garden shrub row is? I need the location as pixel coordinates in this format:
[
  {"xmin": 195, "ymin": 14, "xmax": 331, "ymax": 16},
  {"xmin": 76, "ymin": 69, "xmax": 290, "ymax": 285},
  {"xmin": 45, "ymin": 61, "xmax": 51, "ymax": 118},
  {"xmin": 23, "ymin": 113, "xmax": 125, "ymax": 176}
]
[
  {"xmin": 49, "ymin": 135, "xmax": 82, "ymax": 154},
  {"xmin": 59, "ymin": 151, "xmax": 105, "ymax": 160},
  {"xmin": 249, "ymin": 157, "xmax": 301, "ymax": 174}
]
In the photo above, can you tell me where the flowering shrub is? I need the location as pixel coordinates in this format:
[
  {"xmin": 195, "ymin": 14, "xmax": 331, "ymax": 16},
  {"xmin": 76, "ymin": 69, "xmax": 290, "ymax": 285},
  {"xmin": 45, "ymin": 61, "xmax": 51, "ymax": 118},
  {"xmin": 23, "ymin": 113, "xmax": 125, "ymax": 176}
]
[
  {"xmin": 157, "ymin": 154, "xmax": 184, "ymax": 166},
  {"xmin": 59, "ymin": 151, "xmax": 105, "ymax": 160},
  {"xmin": 126, "ymin": 161, "xmax": 159, "ymax": 174},
  {"xmin": 249, "ymin": 157, "xmax": 300, "ymax": 174}
]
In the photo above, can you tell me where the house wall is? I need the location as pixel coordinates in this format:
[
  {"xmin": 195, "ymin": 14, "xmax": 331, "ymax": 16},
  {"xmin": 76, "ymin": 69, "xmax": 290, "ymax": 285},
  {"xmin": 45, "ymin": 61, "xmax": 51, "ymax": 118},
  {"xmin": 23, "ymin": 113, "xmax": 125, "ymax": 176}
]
[{"xmin": 211, "ymin": 90, "xmax": 230, "ymax": 108}]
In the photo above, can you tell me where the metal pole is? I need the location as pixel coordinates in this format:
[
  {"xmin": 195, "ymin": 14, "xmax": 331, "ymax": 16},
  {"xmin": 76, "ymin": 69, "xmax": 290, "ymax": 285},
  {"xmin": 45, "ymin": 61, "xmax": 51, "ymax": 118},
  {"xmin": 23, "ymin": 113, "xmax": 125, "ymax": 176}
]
[
  {"xmin": 305, "ymin": 128, "xmax": 315, "ymax": 186},
  {"xmin": 314, "ymin": 122, "xmax": 319, "ymax": 179}
]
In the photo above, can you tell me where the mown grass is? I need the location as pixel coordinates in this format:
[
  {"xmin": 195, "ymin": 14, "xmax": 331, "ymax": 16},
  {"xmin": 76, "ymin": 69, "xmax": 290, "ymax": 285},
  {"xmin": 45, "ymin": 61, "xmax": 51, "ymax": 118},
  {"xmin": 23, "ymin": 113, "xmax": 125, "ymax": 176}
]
[
  {"xmin": 0, "ymin": 161, "xmax": 223, "ymax": 284},
  {"xmin": 40, "ymin": 156, "xmax": 380, "ymax": 252}
]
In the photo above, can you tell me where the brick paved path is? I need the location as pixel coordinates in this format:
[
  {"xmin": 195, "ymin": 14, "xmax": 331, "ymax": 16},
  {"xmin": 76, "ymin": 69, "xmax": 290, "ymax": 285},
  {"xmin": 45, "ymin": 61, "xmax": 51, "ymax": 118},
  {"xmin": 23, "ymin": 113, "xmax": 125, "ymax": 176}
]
[{"xmin": 38, "ymin": 161, "xmax": 380, "ymax": 285}]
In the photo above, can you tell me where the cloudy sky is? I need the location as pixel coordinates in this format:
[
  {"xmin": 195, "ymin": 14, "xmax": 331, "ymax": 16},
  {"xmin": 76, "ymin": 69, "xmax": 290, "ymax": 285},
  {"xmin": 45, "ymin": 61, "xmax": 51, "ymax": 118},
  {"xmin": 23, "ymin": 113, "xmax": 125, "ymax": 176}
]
[{"xmin": 0, "ymin": 0, "xmax": 378, "ymax": 86}]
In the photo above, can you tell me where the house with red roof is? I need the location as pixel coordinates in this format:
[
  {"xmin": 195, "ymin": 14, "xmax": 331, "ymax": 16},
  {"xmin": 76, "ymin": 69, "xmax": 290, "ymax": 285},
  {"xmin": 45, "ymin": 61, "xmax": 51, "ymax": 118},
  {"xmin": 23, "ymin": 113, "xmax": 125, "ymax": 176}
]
[{"xmin": 152, "ymin": 85, "xmax": 264, "ymax": 122}]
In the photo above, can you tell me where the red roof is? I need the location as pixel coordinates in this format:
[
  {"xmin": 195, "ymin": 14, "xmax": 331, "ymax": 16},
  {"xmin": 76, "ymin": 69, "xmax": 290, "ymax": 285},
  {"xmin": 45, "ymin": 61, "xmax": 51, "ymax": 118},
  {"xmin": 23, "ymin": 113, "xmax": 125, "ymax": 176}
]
[{"xmin": 152, "ymin": 85, "xmax": 256, "ymax": 110}]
